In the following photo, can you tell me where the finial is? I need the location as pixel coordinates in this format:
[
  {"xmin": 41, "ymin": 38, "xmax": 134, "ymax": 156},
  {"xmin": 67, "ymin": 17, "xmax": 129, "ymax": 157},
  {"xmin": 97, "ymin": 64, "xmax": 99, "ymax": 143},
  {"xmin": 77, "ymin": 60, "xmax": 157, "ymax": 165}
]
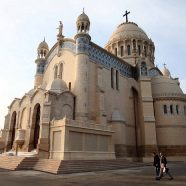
[
  {"xmin": 44, "ymin": 37, "xmax": 45, "ymax": 42},
  {"xmin": 123, "ymin": 10, "xmax": 130, "ymax": 22},
  {"xmin": 83, "ymin": 8, "xmax": 85, "ymax": 13},
  {"xmin": 163, "ymin": 63, "xmax": 166, "ymax": 68}
]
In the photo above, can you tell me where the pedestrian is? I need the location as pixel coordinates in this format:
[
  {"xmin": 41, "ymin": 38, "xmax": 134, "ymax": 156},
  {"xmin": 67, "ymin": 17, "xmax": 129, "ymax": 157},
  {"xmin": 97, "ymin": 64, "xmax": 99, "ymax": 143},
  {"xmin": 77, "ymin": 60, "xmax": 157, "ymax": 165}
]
[
  {"xmin": 158, "ymin": 152, "xmax": 173, "ymax": 180},
  {"xmin": 153, "ymin": 152, "xmax": 160, "ymax": 178}
]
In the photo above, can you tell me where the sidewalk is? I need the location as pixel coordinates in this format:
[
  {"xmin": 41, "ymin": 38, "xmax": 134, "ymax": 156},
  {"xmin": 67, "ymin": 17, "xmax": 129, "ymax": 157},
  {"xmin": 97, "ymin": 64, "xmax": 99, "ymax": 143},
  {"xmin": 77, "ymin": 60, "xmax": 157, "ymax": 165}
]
[{"xmin": 0, "ymin": 162, "xmax": 185, "ymax": 186}]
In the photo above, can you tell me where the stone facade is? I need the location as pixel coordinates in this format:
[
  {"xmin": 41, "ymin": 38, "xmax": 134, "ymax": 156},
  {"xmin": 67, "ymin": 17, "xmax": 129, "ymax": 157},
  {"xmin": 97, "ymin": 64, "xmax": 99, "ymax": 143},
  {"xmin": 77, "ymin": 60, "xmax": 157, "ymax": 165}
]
[{"xmin": 0, "ymin": 11, "xmax": 186, "ymax": 161}]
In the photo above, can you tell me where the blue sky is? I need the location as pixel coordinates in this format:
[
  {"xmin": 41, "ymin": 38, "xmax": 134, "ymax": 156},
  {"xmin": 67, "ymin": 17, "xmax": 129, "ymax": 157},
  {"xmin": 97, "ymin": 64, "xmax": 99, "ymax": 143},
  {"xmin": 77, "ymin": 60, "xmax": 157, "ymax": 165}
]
[{"xmin": 0, "ymin": 0, "xmax": 186, "ymax": 128}]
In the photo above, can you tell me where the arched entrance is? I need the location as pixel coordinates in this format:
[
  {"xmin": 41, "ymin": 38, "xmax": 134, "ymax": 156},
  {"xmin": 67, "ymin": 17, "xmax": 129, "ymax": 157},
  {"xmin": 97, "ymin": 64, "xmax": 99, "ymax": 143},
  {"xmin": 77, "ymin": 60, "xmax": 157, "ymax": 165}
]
[
  {"xmin": 32, "ymin": 104, "xmax": 40, "ymax": 149},
  {"xmin": 10, "ymin": 111, "xmax": 17, "ymax": 149}
]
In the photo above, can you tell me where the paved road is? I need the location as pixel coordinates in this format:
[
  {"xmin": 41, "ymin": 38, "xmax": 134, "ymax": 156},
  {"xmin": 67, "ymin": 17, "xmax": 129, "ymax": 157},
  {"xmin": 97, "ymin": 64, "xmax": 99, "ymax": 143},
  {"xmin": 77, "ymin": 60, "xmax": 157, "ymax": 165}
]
[{"xmin": 0, "ymin": 162, "xmax": 186, "ymax": 186}]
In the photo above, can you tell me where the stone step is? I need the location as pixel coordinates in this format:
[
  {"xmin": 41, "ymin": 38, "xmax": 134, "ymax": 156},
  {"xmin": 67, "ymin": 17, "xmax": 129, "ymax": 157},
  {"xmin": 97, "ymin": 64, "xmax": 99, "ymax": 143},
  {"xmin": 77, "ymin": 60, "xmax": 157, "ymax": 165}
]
[
  {"xmin": 0, "ymin": 156, "xmax": 38, "ymax": 170},
  {"xmin": 0, "ymin": 156, "xmax": 142, "ymax": 174}
]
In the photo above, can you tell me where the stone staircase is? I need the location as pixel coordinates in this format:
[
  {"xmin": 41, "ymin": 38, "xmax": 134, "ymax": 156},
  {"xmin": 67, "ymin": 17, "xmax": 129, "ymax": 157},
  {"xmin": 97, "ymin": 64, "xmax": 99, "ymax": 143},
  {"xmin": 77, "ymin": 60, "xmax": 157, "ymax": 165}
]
[
  {"xmin": 57, "ymin": 159, "xmax": 142, "ymax": 174},
  {"xmin": 0, "ymin": 156, "xmax": 146, "ymax": 174},
  {"xmin": 34, "ymin": 159, "xmax": 61, "ymax": 174},
  {"xmin": 33, "ymin": 159, "xmax": 144, "ymax": 174},
  {"xmin": 0, "ymin": 156, "xmax": 38, "ymax": 170}
]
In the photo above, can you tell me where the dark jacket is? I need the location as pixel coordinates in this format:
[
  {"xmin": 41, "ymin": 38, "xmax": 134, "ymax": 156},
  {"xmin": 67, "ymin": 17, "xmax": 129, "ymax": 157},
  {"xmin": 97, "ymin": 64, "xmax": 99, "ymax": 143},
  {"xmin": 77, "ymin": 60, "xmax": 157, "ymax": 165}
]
[{"xmin": 153, "ymin": 154, "xmax": 160, "ymax": 168}]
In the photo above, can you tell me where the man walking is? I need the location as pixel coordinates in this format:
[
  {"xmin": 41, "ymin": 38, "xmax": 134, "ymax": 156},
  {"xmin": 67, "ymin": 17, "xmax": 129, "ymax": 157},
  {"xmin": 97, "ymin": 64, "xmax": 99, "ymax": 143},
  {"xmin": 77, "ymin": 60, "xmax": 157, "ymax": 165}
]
[{"xmin": 153, "ymin": 152, "xmax": 160, "ymax": 178}]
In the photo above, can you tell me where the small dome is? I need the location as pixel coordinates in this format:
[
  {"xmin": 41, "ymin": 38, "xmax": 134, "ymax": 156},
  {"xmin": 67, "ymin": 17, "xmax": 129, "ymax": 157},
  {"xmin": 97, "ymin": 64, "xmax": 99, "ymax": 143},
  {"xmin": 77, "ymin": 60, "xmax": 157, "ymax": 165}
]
[
  {"xmin": 151, "ymin": 76, "xmax": 183, "ymax": 98},
  {"xmin": 76, "ymin": 10, "xmax": 90, "ymax": 33},
  {"xmin": 77, "ymin": 11, "xmax": 90, "ymax": 23},
  {"xmin": 46, "ymin": 78, "xmax": 68, "ymax": 93},
  {"xmin": 107, "ymin": 22, "xmax": 149, "ymax": 45},
  {"xmin": 161, "ymin": 65, "xmax": 171, "ymax": 77},
  {"xmin": 37, "ymin": 39, "xmax": 49, "ymax": 51}
]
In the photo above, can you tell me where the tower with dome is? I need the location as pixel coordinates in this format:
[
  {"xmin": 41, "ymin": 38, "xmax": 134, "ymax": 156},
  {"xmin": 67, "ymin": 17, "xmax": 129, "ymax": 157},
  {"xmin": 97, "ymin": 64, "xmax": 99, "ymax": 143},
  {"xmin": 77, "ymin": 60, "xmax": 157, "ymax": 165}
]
[{"xmin": 0, "ymin": 10, "xmax": 186, "ymax": 163}]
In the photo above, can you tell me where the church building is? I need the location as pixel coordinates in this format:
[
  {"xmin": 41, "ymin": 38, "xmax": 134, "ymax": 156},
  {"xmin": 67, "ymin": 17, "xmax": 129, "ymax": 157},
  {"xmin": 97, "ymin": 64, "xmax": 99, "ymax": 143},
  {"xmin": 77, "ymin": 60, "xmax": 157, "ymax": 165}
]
[{"xmin": 1, "ymin": 10, "xmax": 186, "ymax": 161}]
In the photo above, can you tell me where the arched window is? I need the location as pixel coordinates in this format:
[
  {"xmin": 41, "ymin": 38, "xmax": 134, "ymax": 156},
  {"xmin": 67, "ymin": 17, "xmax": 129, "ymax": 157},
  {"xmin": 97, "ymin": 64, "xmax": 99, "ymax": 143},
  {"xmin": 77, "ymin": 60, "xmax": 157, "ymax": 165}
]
[
  {"xmin": 127, "ymin": 45, "xmax": 131, "ymax": 55},
  {"xmin": 120, "ymin": 46, "xmax": 124, "ymax": 56},
  {"xmin": 116, "ymin": 70, "xmax": 119, "ymax": 90},
  {"xmin": 176, "ymin": 105, "xmax": 179, "ymax": 115},
  {"xmin": 138, "ymin": 45, "xmax": 141, "ymax": 55},
  {"xmin": 141, "ymin": 62, "xmax": 148, "ymax": 76},
  {"xmin": 170, "ymin": 105, "xmax": 173, "ymax": 114},
  {"xmin": 54, "ymin": 65, "xmax": 58, "ymax": 79},
  {"xmin": 144, "ymin": 46, "xmax": 147, "ymax": 57},
  {"xmin": 81, "ymin": 23, "xmax": 84, "ymax": 32},
  {"xmin": 111, "ymin": 68, "xmax": 114, "ymax": 89},
  {"xmin": 115, "ymin": 48, "xmax": 117, "ymax": 56},
  {"xmin": 59, "ymin": 63, "xmax": 63, "ymax": 79},
  {"xmin": 163, "ymin": 105, "xmax": 167, "ymax": 114}
]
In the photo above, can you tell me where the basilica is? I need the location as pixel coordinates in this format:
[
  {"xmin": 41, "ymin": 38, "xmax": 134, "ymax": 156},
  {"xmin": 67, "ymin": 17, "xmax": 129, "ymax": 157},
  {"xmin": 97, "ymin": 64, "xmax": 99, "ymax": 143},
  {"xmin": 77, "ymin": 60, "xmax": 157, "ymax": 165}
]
[{"xmin": 1, "ymin": 10, "xmax": 186, "ymax": 161}]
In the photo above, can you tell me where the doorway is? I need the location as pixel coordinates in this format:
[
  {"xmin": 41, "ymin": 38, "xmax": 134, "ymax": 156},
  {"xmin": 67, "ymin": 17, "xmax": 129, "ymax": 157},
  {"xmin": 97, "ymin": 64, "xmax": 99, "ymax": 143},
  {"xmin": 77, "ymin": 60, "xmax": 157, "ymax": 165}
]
[
  {"xmin": 32, "ymin": 104, "xmax": 40, "ymax": 149},
  {"xmin": 10, "ymin": 111, "xmax": 17, "ymax": 149}
]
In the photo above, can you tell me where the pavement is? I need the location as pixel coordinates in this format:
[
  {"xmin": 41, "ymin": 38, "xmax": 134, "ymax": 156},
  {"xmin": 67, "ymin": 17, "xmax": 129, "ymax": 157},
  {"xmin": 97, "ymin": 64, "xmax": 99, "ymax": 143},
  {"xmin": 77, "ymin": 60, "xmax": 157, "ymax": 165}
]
[{"xmin": 0, "ymin": 161, "xmax": 186, "ymax": 186}]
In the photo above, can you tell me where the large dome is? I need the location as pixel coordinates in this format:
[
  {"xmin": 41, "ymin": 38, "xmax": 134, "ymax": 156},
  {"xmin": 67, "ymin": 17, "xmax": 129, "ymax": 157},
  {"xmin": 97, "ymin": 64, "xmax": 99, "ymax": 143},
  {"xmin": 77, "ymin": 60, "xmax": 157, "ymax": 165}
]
[
  {"xmin": 108, "ymin": 22, "xmax": 149, "ymax": 44},
  {"xmin": 105, "ymin": 20, "xmax": 155, "ymax": 66}
]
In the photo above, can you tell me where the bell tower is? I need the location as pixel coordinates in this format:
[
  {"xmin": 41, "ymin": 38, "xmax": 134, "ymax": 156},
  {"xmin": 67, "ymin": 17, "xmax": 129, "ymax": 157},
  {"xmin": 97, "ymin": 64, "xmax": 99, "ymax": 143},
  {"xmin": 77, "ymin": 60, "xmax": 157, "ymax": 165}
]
[
  {"xmin": 34, "ymin": 38, "xmax": 49, "ymax": 88},
  {"xmin": 74, "ymin": 10, "xmax": 91, "ymax": 121}
]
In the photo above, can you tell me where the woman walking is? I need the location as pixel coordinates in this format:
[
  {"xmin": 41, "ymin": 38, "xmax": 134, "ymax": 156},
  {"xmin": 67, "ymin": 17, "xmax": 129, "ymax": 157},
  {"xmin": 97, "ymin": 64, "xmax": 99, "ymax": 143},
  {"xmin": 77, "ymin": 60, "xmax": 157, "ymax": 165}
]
[{"xmin": 158, "ymin": 152, "xmax": 173, "ymax": 180}]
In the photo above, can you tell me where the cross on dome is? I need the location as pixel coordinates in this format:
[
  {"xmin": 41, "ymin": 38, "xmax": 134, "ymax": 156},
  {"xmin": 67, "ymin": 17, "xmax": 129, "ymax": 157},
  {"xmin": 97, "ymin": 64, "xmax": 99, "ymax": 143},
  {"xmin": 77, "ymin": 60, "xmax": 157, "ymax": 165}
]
[{"xmin": 123, "ymin": 10, "xmax": 130, "ymax": 22}]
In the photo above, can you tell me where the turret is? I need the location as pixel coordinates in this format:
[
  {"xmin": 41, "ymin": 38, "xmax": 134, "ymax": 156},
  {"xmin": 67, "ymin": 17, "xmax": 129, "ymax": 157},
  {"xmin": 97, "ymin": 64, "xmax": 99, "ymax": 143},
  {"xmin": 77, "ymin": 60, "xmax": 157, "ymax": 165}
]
[
  {"xmin": 73, "ymin": 10, "xmax": 91, "ymax": 121},
  {"xmin": 34, "ymin": 38, "xmax": 49, "ymax": 88},
  {"xmin": 76, "ymin": 9, "xmax": 90, "ymax": 34}
]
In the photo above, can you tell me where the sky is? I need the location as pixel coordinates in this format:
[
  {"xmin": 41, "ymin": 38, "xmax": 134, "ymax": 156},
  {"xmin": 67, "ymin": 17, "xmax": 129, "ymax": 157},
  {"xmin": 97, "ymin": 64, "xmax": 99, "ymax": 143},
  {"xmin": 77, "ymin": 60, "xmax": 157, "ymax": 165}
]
[{"xmin": 0, "ymin": 0, "xmax": 186, "ymax": 129}]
